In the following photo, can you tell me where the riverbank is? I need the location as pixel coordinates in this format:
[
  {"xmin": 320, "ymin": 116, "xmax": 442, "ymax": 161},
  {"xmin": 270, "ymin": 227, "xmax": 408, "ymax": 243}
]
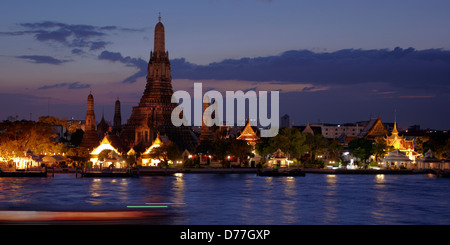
[{"xmin": 2, "ymin": 167, "xmax": 436, "ymax": 176}]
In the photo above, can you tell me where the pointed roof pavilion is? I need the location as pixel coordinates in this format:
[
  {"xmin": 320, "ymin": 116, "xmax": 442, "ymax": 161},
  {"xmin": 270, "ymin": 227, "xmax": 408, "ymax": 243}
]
[
  {"xmin": 143, "ymin": 133, "xmax": 163, "ymax": 155},
  {"xmin": 90, "ymin": 134, "xmax": 121, "ymax": 156},
  {"xmin": 237, "ymin": 120, "xmax": 259, "ymax": 146}
]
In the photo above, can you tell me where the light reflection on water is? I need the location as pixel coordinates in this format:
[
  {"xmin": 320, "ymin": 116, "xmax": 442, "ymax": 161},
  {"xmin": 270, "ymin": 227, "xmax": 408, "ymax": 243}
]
[{"xmin": 0, "ymin": 173, "xmax": 449, "ymax": 224}]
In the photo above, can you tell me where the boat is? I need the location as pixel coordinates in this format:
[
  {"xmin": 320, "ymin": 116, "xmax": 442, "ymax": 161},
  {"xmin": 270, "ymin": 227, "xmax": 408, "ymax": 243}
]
[{"xmin": 257, "ymin": 168, "xmax": 305, "ymax": 177}]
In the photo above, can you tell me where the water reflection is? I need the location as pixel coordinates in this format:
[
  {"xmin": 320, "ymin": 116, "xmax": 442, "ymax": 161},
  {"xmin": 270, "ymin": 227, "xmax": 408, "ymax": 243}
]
[
  {"xmin": 88, "ymin": 178, "xmax": 102, "ymax": 204},
  {"xmin": 118, "ymin": 178, "xmax": 129, "ymax": 203},
  {"xmin": 375, "ymin": 174, "xmax": 385, "ymax": 184},
  {"xmin": 0, "ymin": 173, "xmax": 448, "ymax": 225},
  {"xmin": 262, "ymin": 177, "xmax": 275, "ymax": 223},
  {"xmin": 281, "ymin": 177, "xmax": 298, "ymax": 223},
  {"xmin": 323, "ymin": 175, "xmax": 338, "ymax": 224},
  {"xmin": 172, "ymin": 173, "xmax": 185, "ymax": 205}
]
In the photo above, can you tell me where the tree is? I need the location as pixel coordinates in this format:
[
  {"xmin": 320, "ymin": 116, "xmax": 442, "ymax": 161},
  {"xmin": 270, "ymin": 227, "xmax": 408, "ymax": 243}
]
[
  {"xmin": 66, "ymin": 147, "xmax": 90, "ymax": 166},
  {"xmin": 328, "ymin": 139, "xmax": 344, "ymax": 161},
  {"xmin": 268, "ymin": 127, "xmax": 308, "ymax": 159},
  {"xmin": 123, "ymin": 154, "xmax": 136, "ymax": 166},
  {"xmin": 98, "ymin": 149, "xmax": 112, "ymax": 161},
  {"xmin": 255, "ymin": 136, "xmax": 273, "ymax": 164},
  {"xmin": 38, "ymin": 116, "xmax": 68, "ymax": 128},
  {"xmin": 148, "ymin": 141, "xmax": 181, "ymax": 168},
  {"xmin": 348, "ymin": 138, "xmax": 374, "ymax": 165},
  {"xmin": 372, "ymin": 137, "xmax": 391, "ymax": 162},
  {"xmin": 305, "ymin": 133, "xmax": 329, "ymax": 160},
  {"xmin": 423, "ymin": 131, "xmax": 450, "ymax": 158},
  {"xmin": 70, "ymin": 129, "xmax": 84, "ymax": 147},
  {"xmin": 211, "ymin": 127, "xmax": 230, "ymax": 165},
  {"xmin": 229, "ymin": 137, "xmax": 253, "ymax": 166},
  {"xmin": 0, "ymin": 120, "xmax": 58, "ymax": 161}
]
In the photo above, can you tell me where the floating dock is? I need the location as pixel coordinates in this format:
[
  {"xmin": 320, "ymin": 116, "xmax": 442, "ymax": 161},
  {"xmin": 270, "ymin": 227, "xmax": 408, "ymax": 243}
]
[{"xmin": 0, "ymin": 167, "xmax": 52, "ymax": 177}]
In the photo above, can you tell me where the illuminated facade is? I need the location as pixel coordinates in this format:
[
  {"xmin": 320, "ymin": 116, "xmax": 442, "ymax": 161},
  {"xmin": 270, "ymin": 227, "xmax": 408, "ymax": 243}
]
[
  {"xmin": 385, "ymin": 119, "xmax": 418, "ymax": 162},
  {"xmin": 90, "ymin": 135, "xmax": 123, "ymax": 168},
  {"xmin": 141, "ymin": 134, "xmax": 164, "ymax": 166},
  {"xmin": 267, "ymin": 149, "xmax": 291, "ymax": 168},
  {"xmin": 236, "ymin": 120, "xmax": 259, "ymax": 147},
  {"xmin": 380, "ymin": 149, "xmax": 413, "ymax": 169}
]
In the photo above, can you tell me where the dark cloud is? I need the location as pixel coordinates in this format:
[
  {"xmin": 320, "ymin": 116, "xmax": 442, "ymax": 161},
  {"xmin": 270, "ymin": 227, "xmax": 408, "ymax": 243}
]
[
  {"xmin": 96, "ymin": 47, "xmax": 450, "ymax": 97},
  {"xmin": 6, "ymin": 21, "xmax": 143, "ymax": 52},
  {"xmin": 98, "ymin": 50, "xmax": 147, "ymax": 83},
  {"xmin": 38, "ymin": 82, "xmax": 90, "ymax": 90},
  {"xmin": 170, "ymin": 47, "xmax": 450, "ymax": 92},
  {"xmin": 71, "ymin": 48, "xmax": 84, "ymax": 55},
  {"xmin": 16, "ymin": 55, "xmax": 70, "ymax": 65},
  {"xmin": 89, "ymin": 41, "xmax": 109, "ymax": 50}
]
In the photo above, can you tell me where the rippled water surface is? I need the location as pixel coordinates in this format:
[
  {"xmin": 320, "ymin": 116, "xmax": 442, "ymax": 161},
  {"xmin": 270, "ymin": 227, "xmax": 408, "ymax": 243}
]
[{"xmin": 0, "ymin": 173, "xmax": 449, "ymax": 224}]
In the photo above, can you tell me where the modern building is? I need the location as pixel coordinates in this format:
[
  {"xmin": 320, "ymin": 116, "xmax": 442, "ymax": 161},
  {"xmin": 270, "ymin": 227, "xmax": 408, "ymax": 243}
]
[{"xmin": 280, "ymin": 114, "xmax": 290, "ymax": 128}]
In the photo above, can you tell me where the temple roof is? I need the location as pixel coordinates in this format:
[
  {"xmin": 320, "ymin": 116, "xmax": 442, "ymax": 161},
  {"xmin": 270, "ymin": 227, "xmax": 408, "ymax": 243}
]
[
  {"xmin": 419, "ymin": 149, "xmax": 440, "ymax": 162},
  {"xmin": 381, "ymin": 149, "xmax": 412, "ymax": 162},
  {"xmin": 91, "ymin": 134, "xmax": 120, "ymax": 155},
  {"xmin": 302, "ymin": 123, "xmax": 314, "ymax": 135},
  {"xmin": 143, "ymin": 133, "xmax": 163, "ymax": 155},
  {"xmin": 237, "ymin": 121, "xmax": 259, "ymax": 141},
  {"xmin": 358, "ymin": 117, "xmax": 388, "ymax": 138}
]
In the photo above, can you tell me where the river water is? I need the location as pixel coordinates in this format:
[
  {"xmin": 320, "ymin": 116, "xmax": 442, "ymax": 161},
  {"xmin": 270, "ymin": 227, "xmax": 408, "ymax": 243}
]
[{"xmin": 0, "ymin": 173, "xmax": 449, "ymax": 225}]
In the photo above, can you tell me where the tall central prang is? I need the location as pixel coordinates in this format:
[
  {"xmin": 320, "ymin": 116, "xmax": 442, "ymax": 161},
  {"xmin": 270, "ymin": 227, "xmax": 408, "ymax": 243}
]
[
  {"xmin": 141, "ymin": 14, "xmax": 173, "ymax": 110},
  {"xmin": 122, "ymin": 14, "xmax": 195, "ymax": 152}
]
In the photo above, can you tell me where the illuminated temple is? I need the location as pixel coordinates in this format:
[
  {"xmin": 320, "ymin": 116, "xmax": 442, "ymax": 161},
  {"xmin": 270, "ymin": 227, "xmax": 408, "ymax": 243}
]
[
  {"xmin": 120, "ymin": 15, "xmax": 196, "ymax": 153},
  {"xmin": 385, "ymin": 118, "xmax": 419, "ymax": 162},
  {"xmin": 81, "ymin": 15, "xmax": 196, "ymax": 161}
]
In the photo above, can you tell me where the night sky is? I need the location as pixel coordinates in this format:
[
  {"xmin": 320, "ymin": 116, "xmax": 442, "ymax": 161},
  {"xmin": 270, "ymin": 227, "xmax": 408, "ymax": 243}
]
[{"xmin": 1, "ymin": 0, "xmax": 449, "ymax": 130}]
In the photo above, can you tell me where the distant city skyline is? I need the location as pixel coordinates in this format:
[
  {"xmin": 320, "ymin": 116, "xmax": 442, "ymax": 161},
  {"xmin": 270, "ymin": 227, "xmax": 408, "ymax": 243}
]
[{"xmin": 1, "ymin": 1, "xmax": 449, "ymax": 130}]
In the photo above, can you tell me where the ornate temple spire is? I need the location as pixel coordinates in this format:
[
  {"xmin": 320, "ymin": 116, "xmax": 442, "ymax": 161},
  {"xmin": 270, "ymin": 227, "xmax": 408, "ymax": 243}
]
[
  {"xmin": 86, "ymin": 92, "xmax": 96, "ymax": 131},
  {"xmin": 392, "ymin": 110, "xmax": 398, "ymax": 135},
  {"xmin": 81, "ymin": 91, "xmax": 101, "ymax": 150},
  {"xmin": 121, "ymin": 15, "xmax": 195, "ymax": 152},
  {"xmin": 113, "ymin": 97, "xmax": 122, "ymax": 133},
  {"xmin": 154, "ymin": 13, "xmax": 165, "ymax": 53}
]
